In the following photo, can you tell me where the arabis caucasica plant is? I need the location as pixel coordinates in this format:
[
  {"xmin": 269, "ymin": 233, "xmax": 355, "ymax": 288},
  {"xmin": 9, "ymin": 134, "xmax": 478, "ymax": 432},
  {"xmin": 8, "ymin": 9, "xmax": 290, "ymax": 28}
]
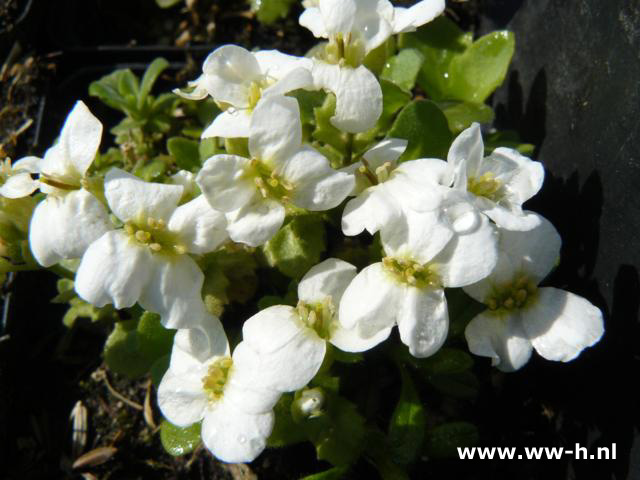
[{"xmin": 5, "ymin": 0, "xmax": 604, "ymax": 474}]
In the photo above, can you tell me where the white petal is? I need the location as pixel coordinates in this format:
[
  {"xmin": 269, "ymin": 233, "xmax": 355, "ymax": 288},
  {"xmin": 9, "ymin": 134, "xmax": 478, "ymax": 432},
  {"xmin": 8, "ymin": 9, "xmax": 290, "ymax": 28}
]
[
  {"xmin": 280, "ymin": 147, "xmax": 354, "ymax": 210},
  {"xmin": 522, "ymin": 287, "xmax": 604, "ymax": 362},
  {"xmin": 318, "ymin": 0, "xmax": 357, "ymax": 35},
  {"xmin": 157, "ymin": 369, "xmax": 207, "ymax": 427},
  {"xmin": 242, "ymin": 305, "xmax": 301, "ymax": 354},
  {"xmin": 105, "ymin": 168, "xmax": 183, "ymax": 223},
  {"xmin": 262, "ymin": 67, "xmax": 314, "ymax": 97},
  {"xmin": 464, "ymin": 310, "xmax": 533, "ymax": 372},
  {"xmin": 75, "ymin": 230, "xmax": 153, "ymax": 308},
  {"xmin": 312, "ymin": 62, "xmax": 382, "ymax": 133},
  {"xmin": 201, "ymin": 399, "xmax": 274, "ymax": 463},
  {"xmin": 232, "ymin": 331, "xmax": 326, "ymax": 392},
  {"xmin": 298, "ymin": 258, "xmax": 357, "ymax": 305},
  {"xmin": 202, "ymin": 109, "xmax": 252, "ymax": 139},
  {"xmin": 481, "ymin": 205, "xmax": 542, "ymax": 231},
  {"xmin": 362, "ymin": 138, "xmax": 407, "ymax": 168},
  {"xmin": 12, "ymin": 156, "xmax": 42, "ymax": 173},
  {"xmin": 168, "ymin": 195, "xmax": 228, "ymax": 254},
  {"xmin": 329, "ymin": 323, "xmax": 392, "ymax": 352},
  {"xmin": 197, "ymin": 155, "xmax": 256, "ymax": 212},
  {"xmin": 249, "ymin": 96, "xmax": 302, "ymax": 164},
  {"xmin": 338, "ymin": 262, "xmax": 403, "ymax": 336},
  {"xmin": 299, "ymin": 6, "xmax": 329, "ymax": 38},
  {"xmin": 57, "ymin": 101, "xmax": 103, "ymax": 177},
  {"xmin": 201, "ymin": 46, "xmax": 261, "ymax": 108},
  {"xmin": 138, "ymin": 255, "xmax": 207, "ymax": 330},
  {"xmin": 380, "ymin": 209, "xmax": 453, "ymax": 264},
  {"xmin": 431, "ymin": 215, "xmax": 498, "ymax": 288},
  {"xmin": 488, "ymin": 147, "xmax": 544, "ymax": 205},
  {"xmin": 0, "ymin": 173, "xmax": 39, "ymax": 198},
  {"xmin": 171, "ymin": 323, "xmax": 230, "ymax": 372},
  {"xmin": 173, "ymin": 76, "xmax": 210, "ymax": 100},
  {"xmin": 448, "ymin": 122, "xmax": 484, "ymax": 188},
  {"xmin": 29, "ymin": 189, "xmax": 112, "ymax": 267},
  {"xmin": 354, "ymin": 0, "xmax": 395, "ymax": 53},
  {"xmin": 341, "ymin": 186, "xmax": 401, "ymax": 236},
  {"xmin": 392, "ymin": 0, "xmax": 445, "ymax": 33},
  {"xmin": 397, "ymin": 287, "xmax": 448, "ymax": 358},
  {"xmin": 225, "ymin": 198, "xmax": 285, "ymax": 247},
  {"xmin": 254, "ymin": 50, "xmax": 314, "ymax": 79}
]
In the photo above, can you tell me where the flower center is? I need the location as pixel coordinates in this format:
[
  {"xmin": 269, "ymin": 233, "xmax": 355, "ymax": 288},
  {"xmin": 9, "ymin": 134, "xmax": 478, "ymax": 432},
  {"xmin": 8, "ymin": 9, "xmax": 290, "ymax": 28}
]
[
  {"xmin": 324, "ymin": 33, "xmax": 365, "ymax": 68},
  {"xmin": 124, "ymin": 217, "xmax": 187, "ymax": 255},
  {"xmin": 202, "ymin": 356, "xmax": 233, "ymax": 402},
  {"xmin": 486, "ymin": 274, "xmax": 538, "ymax": 312},
  {"xmin": 467, "ymin": 172, "xmax": 503, "ymax": 202},
  {"xmin": 296, "ymin": 297, "xmax": 335, "ymax": 340},
  {"xmin": 245, "ymin": 158, "xmax": 293, "ymax": 202},
  {"xmin": 247, "ymin": 78, "xmax": 275, "ymax": 110},
  {"xmin": 382, "ymin": 256, "xmax": 440, "ymax": 289}
]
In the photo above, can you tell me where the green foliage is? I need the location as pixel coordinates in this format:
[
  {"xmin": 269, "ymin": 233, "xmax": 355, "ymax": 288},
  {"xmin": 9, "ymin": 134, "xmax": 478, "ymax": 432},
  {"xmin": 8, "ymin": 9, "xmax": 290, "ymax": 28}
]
[
  {"xmin": 436, "ymin": 100, "xmax": 495, "ymax": 134},
  {"xmin": 103, "ymin": 312, "xmax": 175, "ymax": 379},
  {"xmin": 388, "ymin": 100, "xmax": 452, "ymax": 160},
  {"xmin": 155, "ymin": 0, "xmax": 181, "ymax": 7},
  {"xmin": 160, "ymin": 420, "xmax": 202, "ymax": 456},
  {"xmin": 401, "ymin": 17, "xmax": 515, "ymax": 103},
  {"xmin": 167, "ymin": 137, "xmax": 200, "ymax": 171},
  {"xmin": 419, "ymin": 348, "xmax": 474, "ymax": 375},
  {"xmin": 380, "ymin": 48, "xmax": 425, "ymax": 92},
  {"xmin": 485, "ymin": 130, "xmax": 535, "ymax": 155},
  {"xmin": 268, "ymin": 394, "xmax": 307, "ymax": 447},
  {"xmin": 424, "ymin": 422, "xmax": 479, "ymax": 459},
  {"xmin": 250, "ymin": 0, "xmax": 296, "ymax": 24},
  {"xmin": 300, "ymin": 466, "xmax": 349, "ymax": 480},
  {"xmin": 263, "ymin": 215, "xmax": 326, "ymax": 279},
  {"xmin": 388, "ymin": 368, "xmax": 426, "ymax": 465}
]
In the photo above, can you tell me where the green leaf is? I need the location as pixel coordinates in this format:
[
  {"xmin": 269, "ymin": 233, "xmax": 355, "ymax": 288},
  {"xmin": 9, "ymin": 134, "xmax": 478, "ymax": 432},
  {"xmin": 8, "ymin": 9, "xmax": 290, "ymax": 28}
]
[
  {"xmin": 363, "ymin": 428, "xmax": 410, "ymax": 480},
  {"xmin": 380, "ymin": 48, "xmax": 425, "ymax": 92},
  {"xmin": 89, "ymin": 71, "xmax": 129, "ymax": 112},
  {"xmin": 251, "ymin": 0, "xmax": 296, "ymax": 24},
  {"xmin": 424, "ymin": 422, "xmax": 479, "ymax": 459},
  {"xmin": 199, "ymin": 137, "xmax": 221, "ymax": 161},
  {"xmin": 156, "ymin": 0, "xmax": 182, "ymax": 7},
  {"xmin": 428, "ymin": 371, "xmax": 479, "ymax": 399},
  {"xmin": 418, "ymin": 348, "xmax": 473, "ymax": 375},
  {"xmin": 484, "ymin": 130, "xmax": 535, "ymax": 155},
  {"xmin": 167, "ymin": 137, "xmax": 200, "ymax": 171},
  {"xmin": 160, "ymin": 420, "xmax": 201, "ymax": 456},
  {"xmin": 436, "ymin": 101, "xmax": 494, "ymax": 134},
  {"xmin": 388, "ymin": 100, "xmax": 452, "ymax": 160},
  {"xmin": 103, "ymin": 312, "xmax": 175, "ymax": 378},
  {"xmin": 263, "ymin": 215, "xmax": 326, "ymax": 279},
  {"xmin": 118, "ymin": 69, "xmax": 140, "ymax": 99},
  {"xmin": 388, "ymin": 368, "xmax": 426, "ymax": 465},
  {"xmin": 447, "ymin": 31, "xmax": 515, "ymax": 103},
  {"xmin": 300, "ymin": 466, "xmax": 349, "ymax": 480},
  {"xmin": 138, "ymin": 58, "xmax": 169, "ymax": 109},
  {"xmin": 150, "ymin": 354, "xmax": 170, "ymax": 387},
  {"xmin": 313, "ymin": 94, "xmax": 348, "ymax": 155}
]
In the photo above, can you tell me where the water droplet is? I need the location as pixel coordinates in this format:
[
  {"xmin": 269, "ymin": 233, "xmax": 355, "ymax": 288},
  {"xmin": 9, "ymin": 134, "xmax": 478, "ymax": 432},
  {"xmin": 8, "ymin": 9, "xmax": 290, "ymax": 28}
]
[{"xmin": 238, "ymin": 435, "xmax": 247, "ymax": 444}]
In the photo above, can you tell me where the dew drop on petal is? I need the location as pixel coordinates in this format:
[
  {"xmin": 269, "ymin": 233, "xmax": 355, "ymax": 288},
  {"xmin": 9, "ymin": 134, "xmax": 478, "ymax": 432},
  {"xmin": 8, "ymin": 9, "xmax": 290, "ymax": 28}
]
[{"xmin": 237, "ymin": 435, "xmax": 247, "ymax": 444}]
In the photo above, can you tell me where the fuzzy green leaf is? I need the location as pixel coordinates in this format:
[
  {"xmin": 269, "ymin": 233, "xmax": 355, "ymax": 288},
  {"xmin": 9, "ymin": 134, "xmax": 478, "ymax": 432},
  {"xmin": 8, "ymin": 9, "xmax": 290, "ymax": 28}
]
[
  {"xmin": 437, "ymin": 101, "xmax": 494, "ymax": 133},
  {"xmin": 418, "ymin": 348, "xmax": 473, "ymax": 375},
  {"xmin": 138, "ymin": 58, "xmax": 169, "ymax": 109},
  {"xmin": 268, "ymin": 394, "xmax": 307, "ymax": 448},
  {"xmin": 160, "ymin": 420, "xmax": 201, "ymax": 456},
  {"xmin": 300, "ymin": 466, "xmax": 349, "ymax": 480},
  {"xmin": 388, "ymin": 368, "xmax": 426, "ymax": 465},
  {"xmin": 167, "ymin": 137, "xmax": 200, "ymax": 171},
  {"xmin": 388, "ymin": 100, "xmax": 452, "ymax": 160},
  {"xmin": 380, "ymin": 48, "xmax": 425, "ymax": 92},
  {"xmin": 263, "ymin": 215, "xmax": 326, "ymax": 279},
  {"xmin": 251, "ymin": 0, "xmax": 296, "ymax": 24}
]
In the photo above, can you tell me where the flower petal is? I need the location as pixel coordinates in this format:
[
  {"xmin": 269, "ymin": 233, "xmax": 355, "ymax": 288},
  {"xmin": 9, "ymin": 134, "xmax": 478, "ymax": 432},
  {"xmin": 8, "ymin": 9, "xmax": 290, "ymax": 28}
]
[
  {"xmin": 201, "ymin": 45, "xmax": 261, "ymax": 107},
  {"xmin": 464, "ymin": 310, "xmax": 533, "ymax": 372},
  {"xmin": 12, "ymin": 156, "xmax": 42, "ymax": 174},
  {"xmin": 397, "ymin": 287, "xmax": 448, "ymax": 358},
  {"xmin": 201, "ymin": 399, "xmax": 274, "ymax": 463},
  {"xmin": 202, "ymin": 109, "xmax": 252, "ymax": 139},
  {"xmin": 249, "ymin": 96, "xmax": 302, "ymax": 164},
  {"xmin": 262, "ymin": 68, "xmax": 314, "ymax": 97},
  {"xmin": 157, "ymin": 368, "xmax": 207, "ymax": 427},
  {"xmin": 317, "ymin": 0, "xmax": 357, "ymax": 35},
  {"xmin": 242, "ymin": 305, "xmax": 301, "ymax": 354},
  {"xmin": 29, "ymin": 189, "xmax": 112, "ymax": 267},
  {"xmin": 105, "ymin": 168, "xmax": 183, "ymax": 223},
  {"xmin": 138, "ymin": 254, "xmax": 207, "ymax": 330},
  {"xmin": 299, "ymin": 6, "xmax": 328, "ymax": 38},
  {"xmin": 338, "ymin": 262, "xmax": 403, "ymax": 335},
  {"xmin": 171, "ymin": 323, "xmax": 230, "ymax": 373},
  {"xmin": 329, "ymin": 323, "xmax": 392, "ymax": 352},
  {"xmin": 342, "ymin": 186, "xmax": 401, "ymax": 236},
  {"xmin": 392, "ymin": 0, "xmax": 445, "ymax": 33},
  {"xmin": 363, "ymin": 138, "xmax": 407, "ymax": 169},
  {"xmin": 197, "ymin": 155, "xmax": 256, "ymax": 212},
  {"xmin": 75, "ymin": 230, "xmax": 153, "ymax": 309},
  {"xmin": 488, "ymin": 147, "xmax": 544, "ymax": 205},
  {"xmin": 0, "ymin": 173, "xmax": 39, "ymax": 198},
  {"xmin": 298, "ymin": 257, "xmax": 357, "ymax": 305},
  {"xmin": 448, "ymin": 122, "xmax": 484, "ymax": 189},
  {"xmin": 312, "ymin": 62, "xmax": 382, "ymax": 133},
  {"xmin": 225, "ymin": 198, "xmax": 285, "ymax": 247},
  {"xmin": 522, "ymin": 287, "xmax": 604, "ymax": 362},
  {"xmin": 168, "ymin": 195, "xmax": 228, "ymax": 254},
  {"xmin": 255, "ymin": 50, "xmax": 314, "ymax": 80}
]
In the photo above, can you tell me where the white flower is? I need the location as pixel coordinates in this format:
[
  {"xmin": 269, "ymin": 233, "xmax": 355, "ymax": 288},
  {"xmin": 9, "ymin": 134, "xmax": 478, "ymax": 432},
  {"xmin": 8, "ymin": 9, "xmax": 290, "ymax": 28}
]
[
  {"xmin": 28, "ymin": 101, "xmax": 113, "ymax": 267},
  {"xmin": 158, "ymin": 317, "xmax": 281, "ymax": 463},
  {"xmin": 175, "ymin": 45, "xmax": 314, "ymax": 139},
  {"xmin": 196, "ymin": 95, "xmax": 354, "ymax": 247},
  {"xmin": 299, "ymin": 0, "xmax": 445, "ymax": 60},
  {"xmin": 340, "ymin": 208, "xmax": 498, "ymax": 357},
  {"xmin": 237, "ymin": 258, "xmax": 386, "ymax": 394},
  {"xmin": 75, "ymin": 168, "xmax": 228, "ymax": 329},
  {"xmin": 0, "ymin": 157, "xmax": 40, "ymax": 199},
  {"xmin": 341, "ymin": 138, "xmax": 452, "ymax": 236},
  {"xmin": 463, "ymin": 213, "xmax": 604, "ymax": 371},
  {"xmin": 447, "ymin": 123, "xmax": 545, "ymax": 231}
]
